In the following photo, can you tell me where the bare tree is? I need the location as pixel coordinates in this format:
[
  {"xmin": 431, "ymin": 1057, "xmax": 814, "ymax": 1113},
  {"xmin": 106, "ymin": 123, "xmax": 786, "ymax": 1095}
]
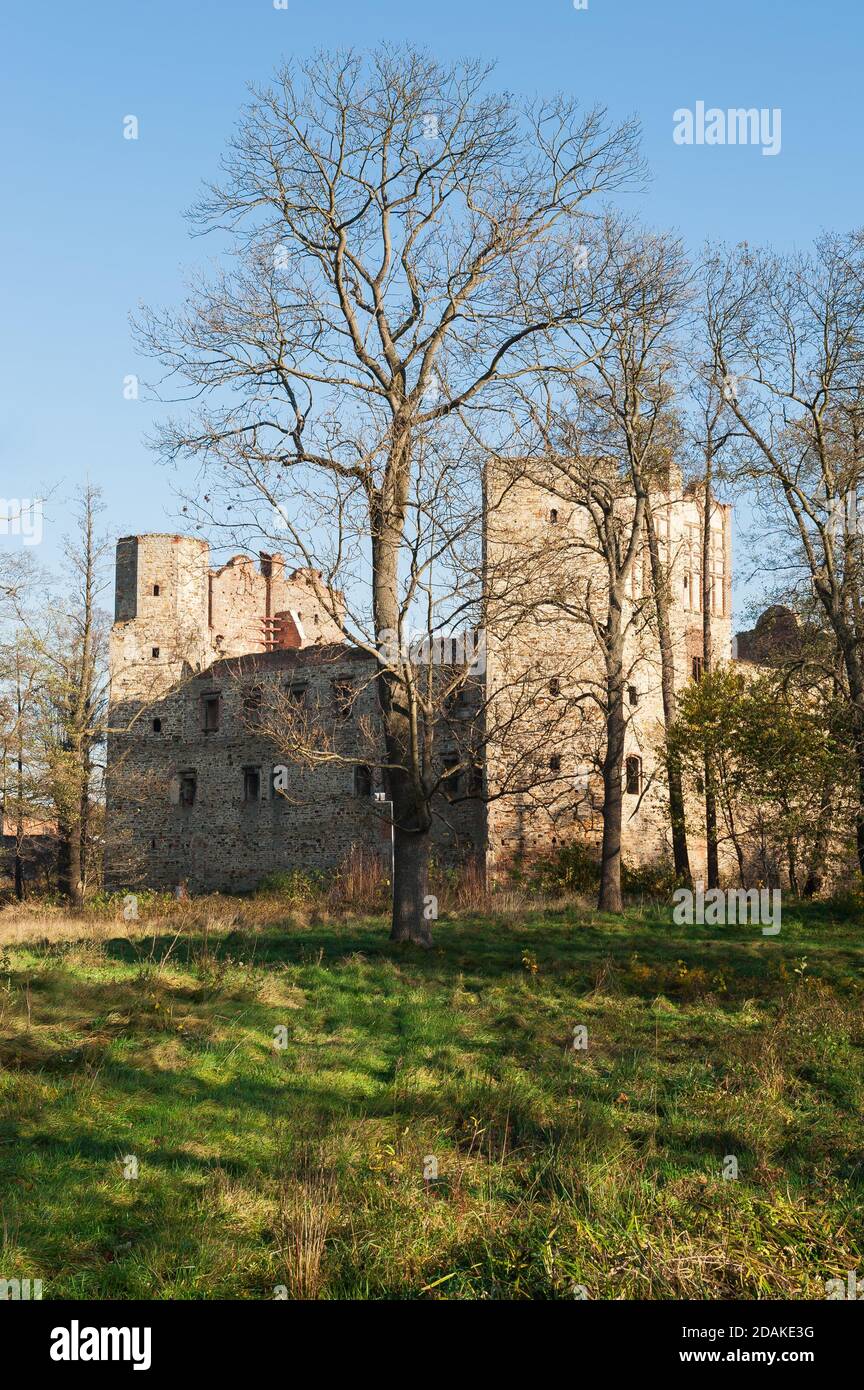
[
  {"xmin": 0, "ymin": 551, "xmax": 52, "ymax": 898},
  {"xmin": 642, "ymin": 489, "xmax": 690, "ymax": 884},
  {"xmin": 0, "ymin": 645, "xmax": 46, "ymax": 899},
  {"xmin": 496, "ymin": 219, "xmax": 690, "ymax": 910},
  {"xmin": 136, "ymin": 45, "xmax": 643, "ymax": 942},
  {"xmin": 681, "ymin": 368, "xmax": 738, "ymax": 888},
  {"xmin": 703, "ymin": 231, "xmax": 864, "ymax": 878}
]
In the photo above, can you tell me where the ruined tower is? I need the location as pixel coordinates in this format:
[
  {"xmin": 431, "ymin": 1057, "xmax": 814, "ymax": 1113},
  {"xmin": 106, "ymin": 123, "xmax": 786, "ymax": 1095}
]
[{"xmin": 110, "ymin": 535, "xmax": 212, "ymax": 706}]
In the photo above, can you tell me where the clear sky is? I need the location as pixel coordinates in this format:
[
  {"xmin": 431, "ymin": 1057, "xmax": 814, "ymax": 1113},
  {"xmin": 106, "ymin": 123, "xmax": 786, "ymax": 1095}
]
[{"xmin": 2, "ymin": 0, "xmax": 862, "ymax": 622}]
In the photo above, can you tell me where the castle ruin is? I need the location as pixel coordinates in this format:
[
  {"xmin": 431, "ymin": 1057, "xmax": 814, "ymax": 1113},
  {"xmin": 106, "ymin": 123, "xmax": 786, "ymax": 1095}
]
[{"xmin": 106, "ymin": 471, "xmax": 732, "ymax": 893}]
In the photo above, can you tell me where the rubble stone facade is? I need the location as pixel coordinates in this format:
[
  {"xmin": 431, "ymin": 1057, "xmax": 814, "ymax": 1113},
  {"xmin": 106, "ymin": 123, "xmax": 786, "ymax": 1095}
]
[
  {"xmin": 107, "ymin": 473, "xmax": 733, "ymax": 892},
  {"xmin": 482, "ymin": 468, "xmax": 733, "ymax": 875},
  {"xmin": 106, "ymin": 536, "xmax": 482, "ymax": 892}
]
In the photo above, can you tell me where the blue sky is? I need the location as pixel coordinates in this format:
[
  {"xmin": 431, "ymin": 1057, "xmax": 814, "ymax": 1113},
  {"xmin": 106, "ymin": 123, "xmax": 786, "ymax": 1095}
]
[{"xmin": 2, "ymin": 0, "xmax": 861, "ymax": 621}]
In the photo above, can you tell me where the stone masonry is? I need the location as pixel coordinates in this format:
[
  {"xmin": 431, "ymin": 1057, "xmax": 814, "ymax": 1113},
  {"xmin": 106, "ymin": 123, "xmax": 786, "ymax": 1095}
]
[
  {"xmin": 107, "ymin": 473, "xmax": 733, "ymax": 893},
  {"xmin": 482, "ymin": 464, "xmax": 733, "ymax": 876},
  {"xmin": 106, "ymin": 536, "xmax": 482, "ymax": 892}
]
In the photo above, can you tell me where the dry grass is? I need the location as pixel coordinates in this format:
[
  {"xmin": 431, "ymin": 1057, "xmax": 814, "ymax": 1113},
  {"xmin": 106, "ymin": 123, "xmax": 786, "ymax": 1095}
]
[
  {"xmin": 276, "ymin": 1165, "xmax": 336, "ymax": 1300},
  {"xmin": 328, "ymin": 846, "xmax": 389, "ymax": 912}
]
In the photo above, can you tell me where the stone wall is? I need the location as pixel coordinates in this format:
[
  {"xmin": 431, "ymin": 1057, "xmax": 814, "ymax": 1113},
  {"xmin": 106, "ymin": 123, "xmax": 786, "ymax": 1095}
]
[
  {"xmin": 107, "ymin": 541, "xmax": 484, "ymax": 891},
  {"xmin": 107, "ymin": 491, "xmax": 735, "ymax": 893},
  {"xmin": 481, "ymin": 467, "xmax": 733, "ymax": 878}
]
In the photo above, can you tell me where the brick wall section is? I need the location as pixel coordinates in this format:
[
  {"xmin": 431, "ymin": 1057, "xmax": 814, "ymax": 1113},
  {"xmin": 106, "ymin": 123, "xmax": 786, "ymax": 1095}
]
[
  {"xmin": 207, "ymin": 554, "xmax": 344, "ymax": 655},
  {"xmin": 108, "ymin": 650, "xmax": 483, "ymax": 892},
  {"xmin": 110, "ymin": 536, "xmax": 344, "ymax": 700},
  {"xmin": 110, "ymin": 648, "xmax": 372, "ymax": 892}
]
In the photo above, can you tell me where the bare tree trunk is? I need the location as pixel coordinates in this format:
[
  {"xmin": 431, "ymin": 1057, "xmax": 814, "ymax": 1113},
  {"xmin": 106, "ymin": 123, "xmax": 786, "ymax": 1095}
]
[
  {"xmin": 786, "ymin": 835, "xmax": 800, "ymax": 896},
  {"xmin": 849, "ymin": 711, "xmax": 864, "ymax": 877},
  {"xmin": 67, "ymin": 731, "xmax": 88, "ymax": 908},
  {"xmin": 644, "ymin": 498, "xmax": 691, "ymax": 883},
  {"xmin": 372, "ymin": 461, "xmax": 434, "ymax": 947},
  {"xmin": 704, "ymin": 771, "xmax": 720, "ymax": 888},
  {"xmin": 390, "ymin": 817, "xmax": 432, "ymax": 946},
  {"xmin": 702, "ymin": 448, "xmax": 720, "ymax": 888},
  {"xmin": 598, "ymin": 622, "xmax": 626, "ymax": 914},
  {"xmin": 715, "ymin": 758, "xmax": 745, "ymax": 886},
  {"xmin": 14, "ymin": 656, "xmax": 24, "ymax": 902},
  {"xmin": 68, "ymin": 496, "xmax": 97, "ymax": 908},
  {"xmin": 822, "ymin": 625, "xmax": 864, "ymax": 878},
  {"xmin": 67, "ymin": 813, "xmax": 84, "ymax": 909},
  {"xmin": 726, "ymin": 803, "xmax": 746, "ymax": 886},
  {"xmin": 382, "ymin": 733, "xmax": 433, "ymax": 946},
  {"xmin": 803, "ymin": 777, "xmax": 834, "ymax": 896},
  {"xmin": 78, "ymin": 775, "xmax": 90, "ymax": 899}
]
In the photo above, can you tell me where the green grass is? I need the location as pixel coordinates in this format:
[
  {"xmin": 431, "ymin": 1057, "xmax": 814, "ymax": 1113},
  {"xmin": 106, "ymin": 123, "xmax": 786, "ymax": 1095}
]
[{"xmin": 0, "ymin": 899, "xmax": 862, "ymax": 1299}]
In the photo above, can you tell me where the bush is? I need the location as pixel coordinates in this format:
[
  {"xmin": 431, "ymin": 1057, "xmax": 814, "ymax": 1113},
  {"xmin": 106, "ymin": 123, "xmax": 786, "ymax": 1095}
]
[
  {"xmin": 86, "ymin": 888, "xmax": 172, "ymax": 915},
  {"xmin": 517, "ymin": 840, "xmax": 679, "ymax": 902},
  {"xmin": 521, "ymin": 841, "xmax": 600, "ymax": 895},
  {"xmin": 257, "ymin": 868, "xmax": 329, "ymax": 904},
  {"xmin": 621, "ymin": 858, "xmax": 681, "ymax": 900},
  {"xmin": 427, "ymin": 857, "xmax": 489, "ymax": 914}
]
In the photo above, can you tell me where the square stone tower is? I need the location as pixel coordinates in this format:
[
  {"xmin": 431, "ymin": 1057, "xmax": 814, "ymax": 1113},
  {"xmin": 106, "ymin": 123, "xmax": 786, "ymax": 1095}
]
[{"xmin": 481, "ymin": 464, "xmax": 733, "ymax": 877}]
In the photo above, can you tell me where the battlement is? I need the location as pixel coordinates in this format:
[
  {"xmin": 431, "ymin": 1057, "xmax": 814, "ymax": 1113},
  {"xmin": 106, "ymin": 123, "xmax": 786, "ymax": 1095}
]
[{"xmin": 110, "ymin": 534, "xmax": 345, "ymax": 705}]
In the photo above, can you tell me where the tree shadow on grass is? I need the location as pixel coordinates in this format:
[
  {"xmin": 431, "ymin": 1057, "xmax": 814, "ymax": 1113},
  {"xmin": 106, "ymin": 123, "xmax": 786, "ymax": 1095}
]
[{"xmin": 11, "ymin": 910, "xmax": 859, "ymax": 997}]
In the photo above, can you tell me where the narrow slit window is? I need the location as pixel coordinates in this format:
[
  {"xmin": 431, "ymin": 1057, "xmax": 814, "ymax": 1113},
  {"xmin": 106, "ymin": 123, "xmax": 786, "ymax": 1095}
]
[
  {"xmin": 442, "ymin": 753, "xmax": 461, "ymax": 797},
  {"xmin": 243, "ymin": 767, "xmax": 261, "ymax": 802},
  {"xmin": 179, "ymin": 772, "xmax": 196, "ymax": 808},
  {"xmin": 354, "ymin": 764, "xmax": 373, "ymax": 797},
  {"xmin": 625, "ymin": 756, "xmax": 642, "ymax": 796},
  {"xmin": 202, "ymin": 695, "xmax": 220, "ymax": 732}
]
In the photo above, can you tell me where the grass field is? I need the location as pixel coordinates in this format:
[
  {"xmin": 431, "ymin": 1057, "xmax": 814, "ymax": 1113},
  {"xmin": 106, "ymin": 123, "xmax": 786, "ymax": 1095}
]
[{"xmin": 0, "ymin": 895, "xmax": 862, "ymax": 1299}]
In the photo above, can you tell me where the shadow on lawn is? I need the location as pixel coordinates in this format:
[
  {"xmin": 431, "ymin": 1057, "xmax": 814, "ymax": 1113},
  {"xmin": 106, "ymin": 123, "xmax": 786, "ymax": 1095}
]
[
  {"xmin": 0, "ymin": 906, "xmax": 861, "ymax": 1296},
  {"xmin": 11, "ymin": 910, "xmax": 859, "ymax": 1002}
]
